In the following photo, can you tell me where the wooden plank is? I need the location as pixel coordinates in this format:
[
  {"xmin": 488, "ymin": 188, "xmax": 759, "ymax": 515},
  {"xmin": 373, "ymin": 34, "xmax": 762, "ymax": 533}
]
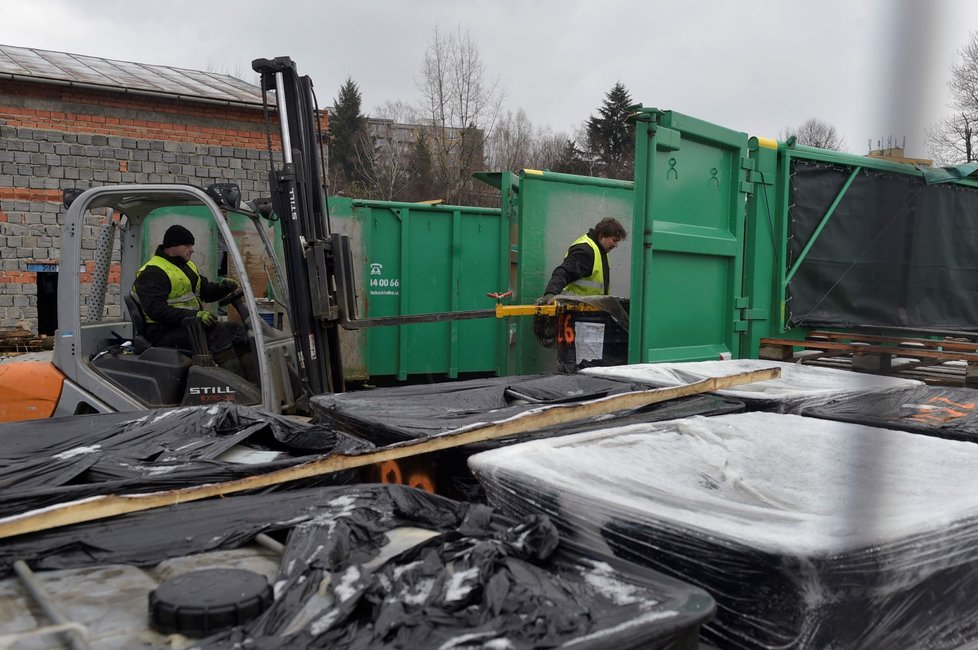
[
  {"xmin": 759, "ymin": 343, "xmax": 794, "ymax": 361},
  {"xmin": 759, "ymin": 337, "xmax": 978, "ymax": 363},
  {"xmin": 808, "ymin": 331, "xmax": 978, "ymax": 353},
  {"xmin": 0, "ymin": 367, "xmax": 780, "ymax": 540}
]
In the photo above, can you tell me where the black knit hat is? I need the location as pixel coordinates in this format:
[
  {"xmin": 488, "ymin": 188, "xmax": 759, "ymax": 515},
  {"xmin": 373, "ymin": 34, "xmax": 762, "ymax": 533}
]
[{"xmin": 162, "ymin": 225, "xmax": 195, "ymax": 248}]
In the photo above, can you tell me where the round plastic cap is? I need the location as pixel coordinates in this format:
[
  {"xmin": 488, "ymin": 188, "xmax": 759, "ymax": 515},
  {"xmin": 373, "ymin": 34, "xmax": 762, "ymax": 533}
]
[{"xmin": 148, "ymin": 567, "xmax": 272, "ymax": 637}]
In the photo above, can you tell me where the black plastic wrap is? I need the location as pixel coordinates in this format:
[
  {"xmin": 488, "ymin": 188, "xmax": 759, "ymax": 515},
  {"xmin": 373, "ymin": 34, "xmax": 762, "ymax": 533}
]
[
  {"xmin": 310, "ymin": 373, "xmax": 743, "ymax": 447},
  {"xmin": 581, "ymin": 359, "xmax": 920, "ymax": 413},
  {"xmin": 802, "ymin": 384, "xmax": 978, "ymax": 442},
  {"xmin": 0, "ymin": 484, "xmax": 714, "ymax": 649},
  {"xmin": 788, "ymin": 159, "xmax": 978, "ymax": 329},
  {"xmin": 469, "ymin": 412, "xmax": 978, "ymax": 649},
  {"xmin": 0, "ymin": 403, "xmax": 371, "ymax": 517},
  {"xmin": 311, "ymin": 373, "xmax": 742, "ymax": 502}
]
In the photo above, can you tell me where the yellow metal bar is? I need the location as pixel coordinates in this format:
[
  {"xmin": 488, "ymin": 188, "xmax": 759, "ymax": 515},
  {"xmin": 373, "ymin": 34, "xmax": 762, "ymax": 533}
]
[{"xmin": 494, "ymin": 303, "xmax": 603, "ymax": 318}]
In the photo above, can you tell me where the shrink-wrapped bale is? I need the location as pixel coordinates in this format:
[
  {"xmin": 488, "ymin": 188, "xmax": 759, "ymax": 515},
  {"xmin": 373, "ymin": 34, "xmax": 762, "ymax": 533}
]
[
  {"xmin": 469, "ymin": 412, "xmax": 978, "ymax": 649},
  {"xmin": 582, "ymin": 359, "xmax": 920, "ymax": 412},
  {"xmin": 802, "ymin": 384, "xmax": 978, "ymax": 443}
]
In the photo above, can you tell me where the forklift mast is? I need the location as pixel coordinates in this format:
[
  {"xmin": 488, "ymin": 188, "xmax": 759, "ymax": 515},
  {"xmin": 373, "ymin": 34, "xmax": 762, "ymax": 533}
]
[{"xmin": 252, "ymin": 57, "xmax": 345, "ymax": 395}]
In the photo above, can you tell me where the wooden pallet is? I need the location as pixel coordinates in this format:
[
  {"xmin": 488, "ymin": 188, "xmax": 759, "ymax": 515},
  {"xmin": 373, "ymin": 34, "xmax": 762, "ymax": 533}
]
[
  {"xmin": 0, "ymin": 327, "xmax": 52, "ymax": 354},
  {"xmin": 759, "ymin": 331, "xmax": 978, "ymax": 386}
]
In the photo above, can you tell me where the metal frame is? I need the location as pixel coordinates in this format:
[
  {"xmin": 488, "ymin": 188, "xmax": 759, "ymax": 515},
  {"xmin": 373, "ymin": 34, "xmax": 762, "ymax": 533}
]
[
  {"xmin": 53, "ymin": 184, "xmax": 277, "ymax": 412},
  {"xmin": 743, "ymin": 138, "xmax": 978, "ymax": 357}
]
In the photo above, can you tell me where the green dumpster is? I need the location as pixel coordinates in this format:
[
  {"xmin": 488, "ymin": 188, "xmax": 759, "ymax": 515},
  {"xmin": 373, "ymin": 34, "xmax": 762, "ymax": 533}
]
[{"xmin": 328, "ymin": 197, "xmax": 509, "ymax": 381}]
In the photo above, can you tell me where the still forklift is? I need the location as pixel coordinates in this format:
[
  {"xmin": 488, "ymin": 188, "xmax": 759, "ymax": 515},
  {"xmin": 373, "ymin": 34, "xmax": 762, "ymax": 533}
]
[{"xmin": 1, "ymin": 57, "xmax": 348, "ymax": 420}]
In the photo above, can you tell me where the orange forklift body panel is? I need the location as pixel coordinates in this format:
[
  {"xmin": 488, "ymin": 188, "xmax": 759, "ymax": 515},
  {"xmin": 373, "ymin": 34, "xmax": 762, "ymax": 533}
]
[{"xmin": 0, "ymin": 362, "xmax": 65, "ymax": 422}]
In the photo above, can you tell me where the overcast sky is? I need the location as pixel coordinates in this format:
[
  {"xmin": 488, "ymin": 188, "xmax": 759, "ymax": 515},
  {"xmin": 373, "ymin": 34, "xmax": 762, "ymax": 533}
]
[{"xmin": 3, "ymin": 0, "xmax": 978, "ymax": 158}]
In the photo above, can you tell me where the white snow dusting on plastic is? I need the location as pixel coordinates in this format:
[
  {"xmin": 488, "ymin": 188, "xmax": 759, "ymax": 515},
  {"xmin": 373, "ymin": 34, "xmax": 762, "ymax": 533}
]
[
  {"xmin": 562, "ymin": 610, "xmax": 680, "ymax": 646},
  {"xmin": 148, "ymin": 407, "xmax": 197, "ymax": 423},
  {"xmin": 437, "ymin": 632, "xmax": 514, "ymax": 650},
  {"xmin": 309, "ymin": 609, "xmax": 341, "ymax": 636},
  {"xmin": 444, "ymin": 567, "xmax": 479, "ymax": 602},
  {"xmin": 333, "ymin": 565, "xmax": 361, "ymax": 601},
  {"xmin": 399, "ymin": 577, "xmax": 435, "ymax": 605},
  {"xmin": 581, "ymin": 359, "xmax": 921, "ymax": 410},
  {"xmin": 52, "ymin": 445, "xmax": 101, "ymax": 459},
  {"xmin": 393, "ymin": 560, "xmax": 423, "ymax": 581},
  {"xmin": 582, "ymin": 560, "xmax": 659, "ymax": 608},
  {"xmin": 470, "ymin": 411, "xmax": 978, "ymax": 555}
]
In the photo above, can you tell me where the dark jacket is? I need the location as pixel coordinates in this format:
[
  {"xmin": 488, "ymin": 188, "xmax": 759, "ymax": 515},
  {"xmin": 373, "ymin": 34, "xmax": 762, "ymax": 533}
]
[
  {"xmin": 133, "ymin": 245, "xmax": 228, "ymax": 335},
  {"xmin": 543, "ymin": 229, "xmax": 610, "ymax": 296}
]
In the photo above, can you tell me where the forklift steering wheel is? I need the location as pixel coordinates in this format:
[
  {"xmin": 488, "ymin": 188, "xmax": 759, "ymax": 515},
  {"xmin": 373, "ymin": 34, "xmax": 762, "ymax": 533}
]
[{"xmin": 218, "ymin": 287, "xmax": 245, "ymax": 308}]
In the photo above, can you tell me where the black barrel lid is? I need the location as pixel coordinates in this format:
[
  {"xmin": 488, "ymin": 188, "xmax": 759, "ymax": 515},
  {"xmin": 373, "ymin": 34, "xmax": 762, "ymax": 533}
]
[{"xmin": 149, "ymin": 567, "xmax": 272, "ymax": 637}]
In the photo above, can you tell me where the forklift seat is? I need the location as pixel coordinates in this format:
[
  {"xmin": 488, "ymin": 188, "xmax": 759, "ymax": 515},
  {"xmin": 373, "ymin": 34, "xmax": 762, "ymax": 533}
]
[
  {"xmin": 123, "ymin": 293, "xmax": 153, "ymax": 353},
  {"xmin": 88, "ymin": 293, "xmax": 193, "ymax": 406}
]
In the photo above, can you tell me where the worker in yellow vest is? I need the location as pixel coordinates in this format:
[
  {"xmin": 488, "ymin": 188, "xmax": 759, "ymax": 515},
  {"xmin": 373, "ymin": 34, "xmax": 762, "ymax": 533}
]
[
  {"xmin": 541, "ymin": 217, "xmax": 628, "ymax": 300},
  {"xmin": 131, "ymin": 225, "xmax": 251, "ymax": 376}
]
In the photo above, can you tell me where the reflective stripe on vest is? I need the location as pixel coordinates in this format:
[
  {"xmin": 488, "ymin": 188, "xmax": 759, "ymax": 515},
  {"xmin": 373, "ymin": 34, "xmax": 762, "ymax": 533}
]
[
  {"xmin": 132, "ymin": 255, "xmax": 202, "ymax": 324},
  {"xmin": 564, "ymin": 234, "xmax": 605, "ymax": 296}
]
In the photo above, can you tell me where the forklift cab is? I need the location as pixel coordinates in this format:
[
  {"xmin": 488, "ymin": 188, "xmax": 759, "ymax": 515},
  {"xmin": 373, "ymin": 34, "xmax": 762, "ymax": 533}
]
[{"xmin": 54, "ymin": 184, "xmax": 302, "ymax": 415}]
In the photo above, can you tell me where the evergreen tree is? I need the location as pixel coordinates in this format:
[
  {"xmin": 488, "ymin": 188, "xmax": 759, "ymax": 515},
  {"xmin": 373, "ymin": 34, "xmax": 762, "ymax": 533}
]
[
  {"xmin": 330, "ymin": 77, "xmax": 369, "ymax": 190},
  {"xmin": 586, "ymin": 82, "xmax": 635, "ymax": 179},
  {"xmin": 552, "ymin": 139, "xmax": 587, "ymax": 175}
]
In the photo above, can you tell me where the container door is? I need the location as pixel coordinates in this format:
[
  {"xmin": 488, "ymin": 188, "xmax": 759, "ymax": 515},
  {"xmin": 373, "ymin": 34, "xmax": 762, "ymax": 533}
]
[{"xmin": 629, "ymin": 109, "xmax": 750, "ymax": 362}]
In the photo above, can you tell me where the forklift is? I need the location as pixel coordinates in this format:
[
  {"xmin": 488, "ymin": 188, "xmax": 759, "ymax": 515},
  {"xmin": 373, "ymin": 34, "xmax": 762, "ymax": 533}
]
[{"xmin": 1, "ymin": 58, "xmax": 343, "ymax": 420}]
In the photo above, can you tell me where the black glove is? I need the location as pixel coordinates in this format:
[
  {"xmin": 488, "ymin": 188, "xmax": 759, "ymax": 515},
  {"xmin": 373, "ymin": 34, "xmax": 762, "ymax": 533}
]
[
  {"xmin": 534, "ymin": 293, "xmax": 556, "ymax": 306},
  {"xmin": 219, "ymin": 278, "xmax": 239, "ymax": 293}
]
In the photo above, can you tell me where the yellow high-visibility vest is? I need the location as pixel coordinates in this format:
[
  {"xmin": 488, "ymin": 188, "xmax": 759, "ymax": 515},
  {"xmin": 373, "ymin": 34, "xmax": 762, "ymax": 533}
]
[
  {"xmin": 564, "ymin": 234, "xmax": 605, "ymax": 295},
  {"xmin": 132, "ymin": 256, "xmax": 202, "ymax": 323}
]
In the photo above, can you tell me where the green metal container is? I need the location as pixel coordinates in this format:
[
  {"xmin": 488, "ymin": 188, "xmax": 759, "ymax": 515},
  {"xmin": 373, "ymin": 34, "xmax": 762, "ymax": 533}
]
[
  {"xmin": 328, "ymin": 197, "xmax": 508, "ymax": 381},
  {"xmin": 475, "ymin": 169, "xmax": 634, "ymax": 375},
  {"xmin": 629, "ymin": 109, "xmax": 751, "ymax": 363}
]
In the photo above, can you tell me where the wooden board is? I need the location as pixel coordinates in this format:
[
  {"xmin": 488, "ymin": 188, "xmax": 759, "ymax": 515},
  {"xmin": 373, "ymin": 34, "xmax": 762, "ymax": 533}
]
[
  {"xmin": 759, "ymin": 337, "xmax": 978, "ymax": 364},
  {"xmin": 808, "ymin": 331, "xmax": 978, "ymax": 353},
  {"xmin": 0, "ymin": 367, "xmax": 780, "ymax": 540}
]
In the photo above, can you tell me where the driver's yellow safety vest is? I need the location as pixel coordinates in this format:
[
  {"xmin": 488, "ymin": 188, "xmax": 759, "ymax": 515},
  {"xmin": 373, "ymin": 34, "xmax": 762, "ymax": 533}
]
[{"xmin": 132, "ymin": 256, "xmax": 202, "ymax": 324}]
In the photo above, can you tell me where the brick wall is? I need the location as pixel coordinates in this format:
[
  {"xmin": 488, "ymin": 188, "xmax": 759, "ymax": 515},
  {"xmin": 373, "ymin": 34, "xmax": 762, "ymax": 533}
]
[{"xmin": 0, "ymin": 80, "xmax": 325, "ymax": 331}]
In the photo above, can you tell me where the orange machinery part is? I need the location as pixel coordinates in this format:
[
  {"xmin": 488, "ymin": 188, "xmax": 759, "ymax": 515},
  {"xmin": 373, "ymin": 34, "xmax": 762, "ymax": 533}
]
[
  {"xmin": 0, "ymin": 361, "xmax": 65, "ymax": 422},
  {"xmin": 374, "ymin": 459, "xmax": 438, "ymax": 495}
]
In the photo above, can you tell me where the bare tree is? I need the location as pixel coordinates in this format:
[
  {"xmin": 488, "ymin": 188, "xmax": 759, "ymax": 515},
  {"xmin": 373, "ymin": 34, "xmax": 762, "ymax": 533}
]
[
  {"xmin": 205, "ymin": 59, "xmax": 256, "ymax": 84},
  {"xmin": 780, "ymin": 117, "xmax": 845, "ymax": 151},
  {"xmin": 487, "ymin": 109, "xmax": 533, "ymax": 171},
  {"xmin": 573, "ymin": 120, "xmax": 601, "ymax": 176},
  {"xmin": 355, "ymin": 101, "xmax": 420, "ymax": 200},
  {"xmin": 528, "ymin": 125, "xmax": 572, "ymax": 171},
  {"xmin": 356, "ymin": 130, "xmax": 409, "ymax": 201},
  {"xmin": 416, "ymin": 26, "xmax": 503, "ymax": 203},
  {"xmin": 928, "ymin": 31, "xmax": 978, "ymax": 164},
  {"xmin": 927, "ymin": 114, "xmax": 975, "ymax": 165}
]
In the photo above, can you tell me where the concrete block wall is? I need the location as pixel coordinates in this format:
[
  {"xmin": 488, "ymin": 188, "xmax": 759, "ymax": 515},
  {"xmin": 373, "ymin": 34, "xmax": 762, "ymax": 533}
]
[{"xmin": 0, "ymin": 79, "xmax": 312, "ymax": 332}]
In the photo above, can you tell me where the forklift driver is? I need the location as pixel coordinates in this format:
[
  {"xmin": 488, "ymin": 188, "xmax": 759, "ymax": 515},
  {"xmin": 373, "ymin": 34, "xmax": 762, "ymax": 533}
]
[{"xmin": 131, "ymin": 224, "xmax": 255, "ymax": 380}]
